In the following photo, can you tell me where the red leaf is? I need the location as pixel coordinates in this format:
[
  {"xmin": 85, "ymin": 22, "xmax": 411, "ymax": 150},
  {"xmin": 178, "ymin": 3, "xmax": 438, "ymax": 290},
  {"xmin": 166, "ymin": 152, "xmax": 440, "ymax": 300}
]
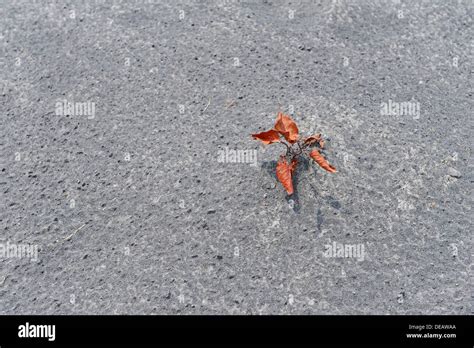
[
  {"xmin": 304, "ymin": 134, "xmax": 324, "ymax": 148},
  {"xmin": 274, "ymin": 112, "xmax": 299, "ymax": 144},
  {"xmin": 251, "ymin": 129, "xmax": 280, "ymax": 145},
  {"xmin": 309, "ymin": 149, "xmax": 337, "ymax": 173},
  {"xmin": 276, "ymin": 156, "xmax": 294, "ymax": 194}
]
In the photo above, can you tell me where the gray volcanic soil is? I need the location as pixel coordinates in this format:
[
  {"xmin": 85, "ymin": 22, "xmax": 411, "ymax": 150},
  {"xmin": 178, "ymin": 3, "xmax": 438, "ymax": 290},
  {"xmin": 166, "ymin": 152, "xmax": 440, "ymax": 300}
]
[{"xmin": 0, "ymin": 0, "xmax": 472, "ymax": 314}]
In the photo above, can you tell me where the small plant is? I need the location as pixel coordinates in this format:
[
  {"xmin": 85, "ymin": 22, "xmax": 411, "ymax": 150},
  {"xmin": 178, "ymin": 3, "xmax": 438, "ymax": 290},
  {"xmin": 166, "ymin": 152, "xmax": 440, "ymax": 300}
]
[{"xmin": 252, "ymin": 112, "xmax": 336, "ymax": 195}]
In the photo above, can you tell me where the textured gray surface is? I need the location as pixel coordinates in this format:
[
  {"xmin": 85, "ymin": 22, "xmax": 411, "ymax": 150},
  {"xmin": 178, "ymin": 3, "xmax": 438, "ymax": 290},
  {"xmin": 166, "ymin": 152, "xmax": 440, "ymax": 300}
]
[{"xmin": 0, "ymin": 0, "xmax": 472, "ymax": 314}]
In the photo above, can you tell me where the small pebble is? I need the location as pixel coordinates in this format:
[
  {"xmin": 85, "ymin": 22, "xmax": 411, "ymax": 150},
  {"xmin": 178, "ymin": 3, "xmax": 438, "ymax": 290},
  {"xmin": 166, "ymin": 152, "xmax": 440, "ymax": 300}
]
[{"xmin": 447, "ymin": 167, "xmax": 461, "ymax": 178}]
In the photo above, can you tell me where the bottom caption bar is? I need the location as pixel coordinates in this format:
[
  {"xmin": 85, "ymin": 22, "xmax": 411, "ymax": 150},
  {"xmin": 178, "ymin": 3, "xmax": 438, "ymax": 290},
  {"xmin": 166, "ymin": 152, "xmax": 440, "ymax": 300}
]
[{"xmin": 0, "ymin": 315, "xmax": 472, "ymax": 347}]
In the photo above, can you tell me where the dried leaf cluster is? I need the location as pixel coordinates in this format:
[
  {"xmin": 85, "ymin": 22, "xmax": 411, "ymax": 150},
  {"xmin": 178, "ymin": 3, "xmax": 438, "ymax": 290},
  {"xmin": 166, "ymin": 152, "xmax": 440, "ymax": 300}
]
[{"xmin": 252, "ymin": 112, "xmax": 336, "ymax": 195}]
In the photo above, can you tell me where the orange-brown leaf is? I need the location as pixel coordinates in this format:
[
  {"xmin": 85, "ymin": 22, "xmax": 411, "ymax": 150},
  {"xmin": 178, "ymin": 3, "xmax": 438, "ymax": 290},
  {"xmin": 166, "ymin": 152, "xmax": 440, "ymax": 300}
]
[
  {"xmin": 304, "ymin": 134, "xmax": 325, "ymax": 148},
  {"xmin": 309, "ymin": 149, "xmax": 336, "ymax": 173},
  {"xmin": 276, "ymin": 156, "xmax": 294, "ymax": 194},
  {"xmin": 274, "ymin": 112, "xmax": 299, "ymax": 144},
  {"xmin": 251, "ymin": 129, "xmax": 280, "ymax": 145},
  {"xmin": 304, "ymin": 134, "xmax": 322, "ymax": 147}
]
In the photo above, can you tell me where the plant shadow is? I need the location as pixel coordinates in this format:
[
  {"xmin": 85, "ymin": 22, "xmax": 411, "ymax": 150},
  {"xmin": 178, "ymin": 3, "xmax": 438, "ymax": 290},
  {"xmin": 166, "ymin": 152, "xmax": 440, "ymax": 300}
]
[
  {"xmin": 261, "ymin": 157, "xmax": 312, "ymax": 214},
  {"xmin": 261, "ymin": 156, "xmax": 342, "ymax": 216}
]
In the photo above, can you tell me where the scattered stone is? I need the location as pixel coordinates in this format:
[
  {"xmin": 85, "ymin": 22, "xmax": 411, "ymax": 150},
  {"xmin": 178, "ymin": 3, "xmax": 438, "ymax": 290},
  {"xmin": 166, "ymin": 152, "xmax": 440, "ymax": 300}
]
[
  {"xmin": 288, "ymin": 199, "xmax": 295, "ymax": 209},
  {"xmin": 265, "ymin": 182, "xmax": 276, "ymax": 190},
  {"xmin": 447, "ymin": 167, "xmax": 461, "ymax": 178}
]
